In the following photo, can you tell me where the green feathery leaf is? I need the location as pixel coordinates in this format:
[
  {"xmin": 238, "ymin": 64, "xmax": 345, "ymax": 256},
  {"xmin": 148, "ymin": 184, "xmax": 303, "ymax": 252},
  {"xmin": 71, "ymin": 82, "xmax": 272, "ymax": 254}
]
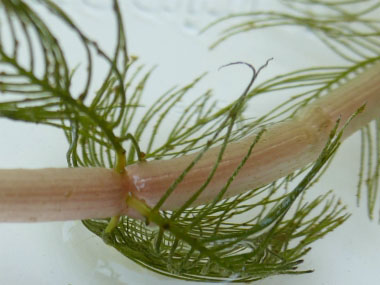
[
  {"xmin": 0, "ymin": 0, "xmax": 379, "ymax": 282},
  {"xmin": 205, "ymin": 0, "xmax": 380, "ymax": 220}
]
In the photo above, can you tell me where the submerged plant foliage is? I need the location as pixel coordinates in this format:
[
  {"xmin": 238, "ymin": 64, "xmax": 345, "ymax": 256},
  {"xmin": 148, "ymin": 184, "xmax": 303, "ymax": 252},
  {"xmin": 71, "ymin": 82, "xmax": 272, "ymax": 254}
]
[
  {"xmin": 206, "ymin": 0, "xmax": 380, "ymax": 220},
  {"xmin": 0, "ymin": 0, "xmax": 379, "ymax": 282}
]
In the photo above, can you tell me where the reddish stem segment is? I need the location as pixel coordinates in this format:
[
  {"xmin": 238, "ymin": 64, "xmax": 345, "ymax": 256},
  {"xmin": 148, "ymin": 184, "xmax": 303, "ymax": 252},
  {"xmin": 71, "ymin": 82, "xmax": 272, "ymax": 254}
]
[
  {"xmin": 0, "ymin": 168, "xmax": 130, "ymax": 222},
  {"xmin": 126, "ymin": 61, "xmax": 380, "ymax": 210},
  {"xmin": 1, "ymin": 62, "xmax": 379, "ymax": 222}
]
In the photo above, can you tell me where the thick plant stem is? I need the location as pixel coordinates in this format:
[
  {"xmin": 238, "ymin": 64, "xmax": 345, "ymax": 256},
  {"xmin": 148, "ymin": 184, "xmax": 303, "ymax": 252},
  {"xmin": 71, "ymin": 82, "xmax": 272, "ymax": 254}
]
[
  {"xmin": 126, "ymin": 61, "xmax": 380, "ymax": 210},
  {"xmin": 0, "ymin": 168, "xmax": 130, "ymax": 222},
  {"xmin": 0, "ymin": 62, "xmax": 379, "ymax": 222}
]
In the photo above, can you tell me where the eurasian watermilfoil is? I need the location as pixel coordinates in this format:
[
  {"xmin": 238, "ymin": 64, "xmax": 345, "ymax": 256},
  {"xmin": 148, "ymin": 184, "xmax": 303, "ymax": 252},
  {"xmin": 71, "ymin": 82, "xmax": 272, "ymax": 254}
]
[
  {"xmin": 1, "ymin": 60, "xmax": 379, "ymax": 222},
  {"xmin": 0, "ymin": 0, "xmax": 379, "ymax": 283}
]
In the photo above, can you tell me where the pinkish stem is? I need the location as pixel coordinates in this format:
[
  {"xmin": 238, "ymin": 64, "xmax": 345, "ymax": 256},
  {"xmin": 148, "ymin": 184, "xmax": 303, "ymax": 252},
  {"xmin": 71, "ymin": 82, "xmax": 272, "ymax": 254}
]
[{"xmin": 1, "ymin": 62, "xmax": 379, "ymax": 222}]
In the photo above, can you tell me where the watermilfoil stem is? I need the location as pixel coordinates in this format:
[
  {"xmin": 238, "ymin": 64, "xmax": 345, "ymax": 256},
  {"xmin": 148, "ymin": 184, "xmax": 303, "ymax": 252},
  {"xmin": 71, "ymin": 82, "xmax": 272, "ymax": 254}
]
[{"xmin": 1, "ymin": 61, "xmax": 379, "ymax": 223}]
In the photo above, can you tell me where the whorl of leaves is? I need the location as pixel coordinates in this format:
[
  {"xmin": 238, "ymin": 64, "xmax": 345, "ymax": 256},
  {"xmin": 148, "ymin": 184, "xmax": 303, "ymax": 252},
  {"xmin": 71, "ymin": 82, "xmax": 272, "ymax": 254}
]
[{"xmin": 0, "ymin": 0, "xmax": 378, "ymax": 281}]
